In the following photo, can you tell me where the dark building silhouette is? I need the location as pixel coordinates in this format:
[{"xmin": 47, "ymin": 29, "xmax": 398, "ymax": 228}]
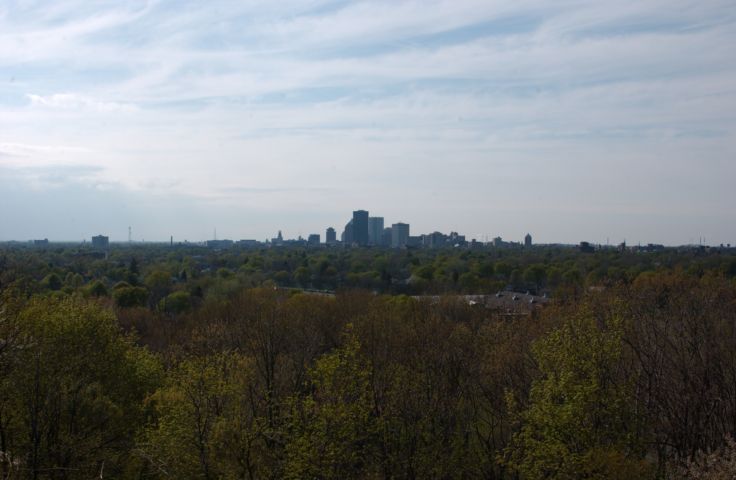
[
  {"xmin": 271, "ymin": 230, "xmax": 284, "ymax": 246},
  {"xmin": 368, "ymin": 216, "xmax": 384, "ymax": 245},
  {"xmin": 381, "ymin": 228, "xmax": 392, "ymax": 247},
  {"xmin": 525, "ymin": 233, "xmax": 532, "ymax": 247},
  {"xmin": 352, "ymin": 210, "xmax": 369, "ymax": 246},
  {"xmin": 391, "ymin": 223, "xmax": 409, "ymax": 248},
  {"xmin": 325, "ymin": 227, "xmax": 336, "ymax": 244},
  {"xmin": 207, "ymin": 239, "xmax": 234, "ymax": 249},
  {"xmin": 91, "ymin": 235, "xmax": 109, "ymax": 249},
  {"xmin": 308, "ymin": 234, "xmax": 320, "ymax": 246},
  {"xmin": 341, "ymin": 220, "xmax": 354, "ymax": 244},
  {"xmin": 579, "ymin": 241, "xmax": 595, "ymax": 253}
]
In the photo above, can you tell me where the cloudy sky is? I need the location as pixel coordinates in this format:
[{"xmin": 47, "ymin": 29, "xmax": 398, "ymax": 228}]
[{"xmin": 1, "ymin": 0, "xmax": 735, "ymax": 245}]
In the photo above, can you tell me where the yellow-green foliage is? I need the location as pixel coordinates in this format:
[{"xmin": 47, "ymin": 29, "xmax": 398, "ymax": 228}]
[
  {"xmin": 142, "ymin": 353, "xmax": 265, "ymax": 480},
  {"xmin": 284, "ymin": 334, "xmax": 377, "ymax": 480},
  {"xmin": 504, "ymin": 313, "xmax": 652, "ymax": 479},
  {"xmin": 0, "ymin": 297, "xmax": 162, "ymax": 479}
]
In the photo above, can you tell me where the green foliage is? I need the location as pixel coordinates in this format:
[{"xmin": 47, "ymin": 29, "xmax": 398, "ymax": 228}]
[
  {"xmin": 274, "ymin": 270, "xmax": 291, "ymax": 285},
  {"xmin": 294, "ymin": 266, "xmax": 311, "ymax": 286},
  {"xmin": 504, "ymin": 313, "xmax": 652, "ymax": 479},
  {"xmin": 0, "ymin": 297, "xmax": 162, "ymax": 479},
  {"xmin": 40, "ymin": 272, "xmax": 62, "ymax": 291},
  {"xmin": 2, "ymin": 244, "xmax": 736, "ymax": 477},
  {"xmin": 145, "ymin": 269, "xmax": 172, "ymax": 306},
  {"xmin": 113, "ymin": 285, "xmax": 149, "ymax": 308},
  {"xmin": 284, "ymin": 334, "xmax": 377, "ymax": 480},
  {"xmin": 141, "ymin": 353, "xmax": 264, "ymax": 480},
  {"xmin": 216, "ymin": 267, "xmax": 233, "ymax": 279},
  {"xmin": 159, "ymin": 290, "xmax": 193, "ymax": 314},
  {"xmin": 87, "ymin": 279, "xmax": 108, "ymax": 297},
  {"xmin": 65, "ymin": 272, "xmax": 84, "ymax": 288}
]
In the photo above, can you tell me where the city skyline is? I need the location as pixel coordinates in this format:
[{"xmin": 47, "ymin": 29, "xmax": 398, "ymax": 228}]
[
  {"xmin": 4, "ymin": 208, "xmax": 728, "ymax": 249},
  {"xmin": 1, "ymin": 1, "xmax": 735, "ymax": 245}
]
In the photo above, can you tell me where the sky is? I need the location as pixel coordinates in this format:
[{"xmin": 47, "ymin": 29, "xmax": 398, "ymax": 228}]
[{"xmin": 0, "ymin": 0, "xmax": 735, "ymax": 245}]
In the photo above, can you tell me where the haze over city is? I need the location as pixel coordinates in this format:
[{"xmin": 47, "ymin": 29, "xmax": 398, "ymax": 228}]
[{"xmin": 1, "ymin": 0, "xmax": 735, "ymax": 245}]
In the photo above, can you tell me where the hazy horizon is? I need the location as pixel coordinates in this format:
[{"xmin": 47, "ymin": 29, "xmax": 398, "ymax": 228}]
[{"xmin": 1, "ymin": 0, "xmax": 735, "ymax": 246}]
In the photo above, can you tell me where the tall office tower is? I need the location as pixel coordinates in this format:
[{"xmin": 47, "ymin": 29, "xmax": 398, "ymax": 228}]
[
  {"xmin": 525, "ymin": 233, "xmax": 532, "ymax": 247},
  {"xmin": 391, "ymin": 223, "xmax": 410, "ymax": 248},
  {"xmin": 368, "ymin": 216, "xmax": 384, "ymax": 246},
  {"xmin": 381, "ymin": 227, "xmax": 392, "ymax": 247},
  {"xmin": 325, "ymin": 227, "xmax": 336, "ymax": 244},
  {"xmin": 342, "ymin": 220, "xmax": 354, "ymax": 244},
  {"xmin": 352, "ymin": 210, "xmax": 369, "ymax": 246}
]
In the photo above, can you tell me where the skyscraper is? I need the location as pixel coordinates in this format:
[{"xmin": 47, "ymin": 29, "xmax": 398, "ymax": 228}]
[
  {"xmin": 368, "ymin": 216, "xmax": 384, "ymax": 245},
  {"xmin": 352, "ymin": 210, "xmax": 369, "ymax": 246},
  {"xmin": 525, "ymin": 233, "xmax": 532, "ymax": 247},
  {"xmin": 341, "ymin": 220, "xmax": 354, "ymax": 244},
  {"xmin": 391, "ymin": 223, "xmax": 409, "ymax": 248},
  {"xmin": 325, "ymin": 227, "xmax": 336, "ymax": 244}
]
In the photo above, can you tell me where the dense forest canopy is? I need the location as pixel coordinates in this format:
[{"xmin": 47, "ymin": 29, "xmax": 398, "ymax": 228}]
[{"xmin": 1, "ymin": 243, "xmax": 736, "ymax": 478}]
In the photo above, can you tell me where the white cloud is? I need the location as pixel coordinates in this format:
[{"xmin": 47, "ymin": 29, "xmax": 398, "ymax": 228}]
[
  {"xmin": 26, "ymin": 93, "xmax": 138, "ymax": 112},
  {"xmin": 0, "ymin": 0, "xmax": 734, "ymax": 243}
]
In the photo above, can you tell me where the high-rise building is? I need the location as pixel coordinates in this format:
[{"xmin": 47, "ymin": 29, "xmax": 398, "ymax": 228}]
[
  {"xmin": 341, "ymin": 220, "xmax": 354, "ymax": 245},
  {"xmin": 325, "ymin": 227, "xmax": 336, "ymax": 244},
  {"xmin": 381, "ymin": 228, "xmax": 392, "ymax": 247},
  {"xmin": 425, "ymin": 231, "xmax": 446, "ymax": 248},
  {"xmin": 352, "ymin": 210, "xmax": 369, "ymax": 246},
  {"xmin": 391, "ymin": 223, "xmax": 409, "ymax": 248},
  {"xmin": 308, "ymin": 234, "xmax": 320, "ymax": 246},
  {"xmin": 525, "ymin": 233, "xmax": 532, "ymax": 247},
  {"xmin": 368, "ymin": 216, "xmax": 384, "ymax": 245},
  {"xmin": 91, "ymin": 235, "xmax": 109, "ymax": 249}
]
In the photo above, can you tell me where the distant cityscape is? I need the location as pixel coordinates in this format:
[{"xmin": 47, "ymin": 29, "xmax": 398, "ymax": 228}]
[{"xmin": 14, "ymin": 208, "xmax": 733, "ymax": 252}]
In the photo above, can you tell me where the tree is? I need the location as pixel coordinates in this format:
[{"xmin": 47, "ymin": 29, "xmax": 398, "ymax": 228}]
[
  {"xmin": 145, "ymin": 270, "xmax": 173, "ymax": 306},
  {"xmin": 523, "ymin": 264, "xmax": 547, "ymax": 291},
  {"xmin": 87, "ymin": 279, "xmax": 108, "ymax": 297},
  {"xmin": 284, "ymin": 334, "xmax": 377, "ymax": 480},
  {"xmin": 113, "ymin": 285, "xmax": 149, "ymax": 308},
  {"xmin": 40, "ymin": 273, "xmax": 62, "ymax": 291},
  {"xmin": 0, "ymin": 297, "xmax": 161, "ymax": 478},
  {"xmin": 160, "ymin": 290, "xmax": 193, "ymax": 314},
  {"xmin": 504, "ymin": 312, "xmax": 652, "ymax": 479},
  {"xmin": 294, "ymin": 266, "xmax": 311, "ymax": 287},
  {"xmin": 141, "ymin": 353, "xmax": 264, "ymax": 480}
]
